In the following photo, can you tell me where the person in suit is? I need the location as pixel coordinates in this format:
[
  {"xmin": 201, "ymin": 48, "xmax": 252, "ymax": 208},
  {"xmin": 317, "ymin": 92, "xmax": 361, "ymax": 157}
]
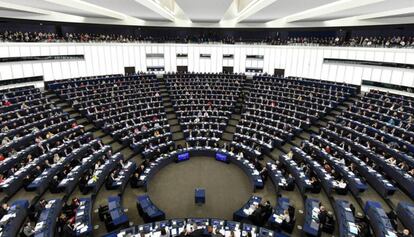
[
  {"xmin": 62, "ymin": 222, "xmax": 74, "ymax": 237},
  {"xmin": 107, "ymin": 172, "xmax": 116, "ymax": 186},
  {"xmin": 160, "ymin": 228, "xmax": 170, "ymax": 237},
  {"xmin": 130, "ymin": 172, "xmax": 140, "ymax": 188},
  {"xmin": 398, "ymin": 229, "xmax": 412, "ymax": 237},
  {"xmin": 22, "ymin": 222, "xmax": 35, "ymax": 237},
  {"xmin": 50, "ymin": 176, "xmax": 60, "ymax": 193},
  {"xmin": 285, "ymin": 173, "xmax": 295, "ymax": 191},
  {"xmin": 317, "ymin": 206, "xmax": 328, "ymax": 226},
  {"xmin": 0, "ymin": 203, "xmax": 9, "ymax": 219},
  {"xmin": 310, "ymin": 176, "xmax": 320, "ymax": 193},
  {"xmin": 281, "ymin": 209, "xmax": 292, "ymax": 231}
]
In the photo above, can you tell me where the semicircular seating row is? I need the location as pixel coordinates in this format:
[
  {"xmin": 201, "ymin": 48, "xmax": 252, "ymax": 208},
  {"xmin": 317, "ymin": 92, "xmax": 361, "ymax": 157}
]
[{"xmin": 0, "ymin": 72, "xmax": 413, "ymax": 237}]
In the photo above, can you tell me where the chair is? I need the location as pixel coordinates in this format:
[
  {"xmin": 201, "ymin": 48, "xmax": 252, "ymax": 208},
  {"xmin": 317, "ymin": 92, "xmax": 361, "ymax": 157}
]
[{"xmin": 321, "ymin": 215, "xmax": 335, "ymax": 234}]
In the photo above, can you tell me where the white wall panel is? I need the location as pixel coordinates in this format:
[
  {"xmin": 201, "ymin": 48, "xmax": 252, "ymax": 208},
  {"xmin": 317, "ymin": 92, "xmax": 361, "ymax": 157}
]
[
  {"xmin": 372, "ymin": 68, "xmax": 382, "ymax": 81},
  {"xmin": 97, "ymin": 46, "xmax": 106, "ymax": 75},
  {"xmin": 164, "ymin": 45, "xmax": 171, "ymax": 72},
  {"xmin": 117, "ymin": 46, "xmax": 124, "ymax": 72},
  {"xmin": 9, "ymin": 46, "xmax": 21, "ymax": 57},
  {"xmin": 344, "ymin": 66, "xmax": 355, "ymax": 84},
  {"xmin": 69, "ymin": 61, "xmax": 79, "ymax": 78},
  {"xmin": 84, "ymin": 46, "xmax": 94, "ymax": 76},
  {"xmin": 352, "ymin": 67, "xmax": 363, "ymax": 85},
  {"xmin": 33, "ymin": 63, "xmax": 43, "ymax": 77},
  {"xmin": 391, "ymin": 70, "xmax": 403, "ymax": 85},
  {"xmin": 401, "ymin": 71, "xmax": 414, "ymax": 87},
  {"xmin": 380, "ymin": 69, "xmax": 392, "ymax": 84},
  {"xmin": 11, "ymin": 64, "xmax": 23, "ymax": 78},
  {"xmin": 362, "ymin": 68, "xmax": 372, "ymax": 81},
  {"xmin": 336, "ymin": 65, "xmax": 345, "ymax": 82},
  {"xmin": 0, "ymin": 43, "xmax": 413, "ymax": 88},
  {"xmin": 0, "ymin": 46, "xmax": 8, "ymax": 57},
  {"xmin": 19, "ymin": 46, "xmax": 31, "ymax": 57},
  {"xmin": 51, "ymin": 62, "xmax": 62, "ymax": 79},
  {"xmin": 42, "ymin": 63, "xmax": 53, "ymax": 80},
  {"xmin": 22, "ymin": 63, "xmax": 34, "ymax": 77},
  {"xmin": 0, "ymin": 65, "xmax": 12, "ymax": 80}
]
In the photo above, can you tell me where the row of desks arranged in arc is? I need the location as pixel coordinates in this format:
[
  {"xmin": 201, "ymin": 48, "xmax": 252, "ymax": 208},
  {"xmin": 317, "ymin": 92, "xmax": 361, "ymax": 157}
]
[
  {"xmin": 334, "ymin": 200, "xmax": 358, "ymax": 237},
  {"xmin": 34, "ymin": 199, "xmax": 63, "ymax": 237},
  {"xmin": 364, "ymin": 201, "xmax": 397, "ymax": 237},
  {"xmin": 0, "ymin": 199, "xmax": 29, "ymax": 237},
  {"xmin": 303, "ymin": 198, "xmax": 320, "ymax": 237},
  {"xmin": 104, "ymin": 195, "xmax": 130, "ymax": 231},
  {"xmin": 137, "ymin": 195, "xmax": 166, "ymax": 223},
  {"xmin": 320, "ymin": 128, "xmax": 397, "ymax": 198},
  {"xmin": 74, "ymin": 197, "xmax": 93, "ymax": 236},
  {"xmin": 137, "ymin": 147, "xmax": 264, "ymax": 192},
  {"xmin": 107, "ymin": 160, "xmax": 137, "ymax": 192},
  {"xmin": 396, "ymin": 202, "xmax": 414, "ymax": 235},
  {"xmin": 102, "ymin": 218, "xmax": 290, "ymax": 237},
  {"xmin": 233, "ymin": 196, "xmax": 262, "ymax": 222}
]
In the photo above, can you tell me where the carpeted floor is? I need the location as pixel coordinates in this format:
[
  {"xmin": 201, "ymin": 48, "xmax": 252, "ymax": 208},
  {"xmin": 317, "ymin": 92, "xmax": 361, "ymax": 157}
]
[{"xmin": 147, "ymin": 156, "xmax": 253, "ymax": 220}]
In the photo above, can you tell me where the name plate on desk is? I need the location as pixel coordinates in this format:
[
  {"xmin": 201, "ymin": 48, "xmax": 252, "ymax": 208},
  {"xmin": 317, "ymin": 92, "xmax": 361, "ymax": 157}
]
[
  {"xmin": 215, "ymin": 153, "xmax": 228, "ymax": 163},
  {"xmin": 177, "ymin": 152, "xmax": 190, "ymax": 162}
]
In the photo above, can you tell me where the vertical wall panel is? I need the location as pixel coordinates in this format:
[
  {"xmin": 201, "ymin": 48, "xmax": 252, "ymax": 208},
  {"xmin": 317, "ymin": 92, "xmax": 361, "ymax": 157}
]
[{"xmin": 0, "ymin": 43, "xmax": 412, "ymax": 88}]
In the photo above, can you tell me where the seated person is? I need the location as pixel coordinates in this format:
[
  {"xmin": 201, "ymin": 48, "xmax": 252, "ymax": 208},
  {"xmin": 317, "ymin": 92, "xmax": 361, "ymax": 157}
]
[
  {"xmin": 22, "ymin": 222, "xmax": 35, "ymax": 237},
  {"xmin": 317, "ymin": 205, "xmax": 334, "ymax": 233},
  {"xmin": 0, "ymin": 203, "xmax": 9, "ymax": 219},
  {"xmin": 130, "ymin": 172, "xmax": 141, "ymax": 188},
  {"xmin": 310, "ymin": 176, "xmax": 321, "ymax": 193},
  {"xmin": 398, "ymin": 229, "xmax": 412, "ymax": 237},
  {"xmin": 317, "ymin": 206, "xmax": 328, "ymax": 226}
]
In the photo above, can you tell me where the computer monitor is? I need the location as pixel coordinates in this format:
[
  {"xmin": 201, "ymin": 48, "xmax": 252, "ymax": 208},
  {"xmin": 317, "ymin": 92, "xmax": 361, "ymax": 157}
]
[
  {"xmin": 215, "ymin": 153, "xmax": 227, "ymax": 162},
  {"xmin": 177, "ymin": 152, "xmax": 190, "ymax": 162}
]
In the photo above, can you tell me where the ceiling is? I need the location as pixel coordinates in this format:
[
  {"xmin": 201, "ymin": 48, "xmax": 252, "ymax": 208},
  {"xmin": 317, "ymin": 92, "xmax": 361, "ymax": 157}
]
[{"xmin": 0, "ymin": 0, "xmax": 413, "ymax": 28}]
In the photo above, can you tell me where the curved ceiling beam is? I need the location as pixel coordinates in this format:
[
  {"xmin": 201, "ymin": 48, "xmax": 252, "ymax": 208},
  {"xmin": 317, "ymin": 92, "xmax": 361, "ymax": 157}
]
[
  {"xmin": 0, "ymin": 0, "xmax": 85, "ymax": 21},
  {"xmin": 266, "ymin": 0, "xmax": 385, "ymax": 26},
  {"xmin": 220, "ymin": 0, "xmax": 279, "ymax": 26},
  {"xmin": 44, "ymin": 0, "xmax": 145, "ymax": 24}
]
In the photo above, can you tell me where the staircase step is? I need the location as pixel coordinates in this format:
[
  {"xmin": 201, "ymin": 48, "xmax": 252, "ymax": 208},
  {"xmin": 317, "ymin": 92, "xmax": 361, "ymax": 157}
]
[
  {"xmin": 130, "ymin": 154, "xmax": 143, "ymax": 163},
  {"xmin": 290, "ymin": 138, "xmax": 302, "ymax": 147},
  {"xmin": 101, "ymin": 135, "xmax": 115, "ymax": 145},
  {"xmin": 171, "ymin": 125, "xmax": 181, "ymax": 133},
  {"xmin": 166, "ymin": 114, "xmax": 177, "ymax": 120},
  {"xmin": 168, "ymin": 119, "xmax": 178, "ymax": 126},
  {"xmin": 222, "ymin": 132, "xmax": 233, "ymax": 141},
  {"xmin": 63, "ymin": 107, "xmax": 74, "ymax": 113},
  {"xmin": 93, "ymin": 130, "xmax": 105, "ymax": 138},
  {"xmin": 165, "ymin": 107, "xmax": 174, "ymax": 113},
  {"xmin": 224, "ymin": 126, "xmax": 236, "ymax": 133},
  {"xmin": 111, "ymin": 142, "xmax": 124, "ymax": 153},
  {"xmin": 77, "ymin": 118, "xmax": 88, "ymax": 125},
  {"xmin": 84, "ymin": 124, "xmax": 95, "ymax": 132},
  {"xmin": 298, "ymin": 132, "xmax": 311, "ymax": 140},
  {"xmin": 119, "ymin": 147, "xmax": 135, "ymax": 160},
  {"xmin": 309, "ymin": 126, "xmax": 320, "ymax": 133},
  {"xmin": 231, "ymin": 114, "xmax": 241, "ymax": 120},
  {"xmin": 70, "ymin": 112, "xmax": 81, "ymax": 119},
  {"xmin": 262, "ymin": 154, "xmax": 276, "ymax": 162},
  {"xmin": 172, "ymin": 133, "xmax": 184, "ymax": 141},
  {"xmin": 228, "ymin": 120, "xmax": 239, "ymax": 126},
  {"xmin": 270, "ymin": 149, "xmax": 284, "ymax": 159}
]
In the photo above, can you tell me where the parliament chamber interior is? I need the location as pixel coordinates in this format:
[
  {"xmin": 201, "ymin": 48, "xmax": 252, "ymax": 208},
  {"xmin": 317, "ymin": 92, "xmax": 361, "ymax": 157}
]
[{"xmin": 0, "ymin": 1, "xmax": 414, "ymax": 237}]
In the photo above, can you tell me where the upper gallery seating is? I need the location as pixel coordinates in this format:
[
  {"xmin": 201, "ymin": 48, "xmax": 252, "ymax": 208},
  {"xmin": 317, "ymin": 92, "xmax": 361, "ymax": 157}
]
[
  {"xmin": 2, "ymin": 30, "xmax": 414, "ymax": 48},
  {"xmin": 49, "ymin": 74, "xmax": 172, "ymax": 159},
  {"xmin": 164, "ymin": 73, "xmax": 245, "ymax": 148},
  {"xmin": 233, "ymin": 76, "xmax": 358, "ymax": 158}
]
